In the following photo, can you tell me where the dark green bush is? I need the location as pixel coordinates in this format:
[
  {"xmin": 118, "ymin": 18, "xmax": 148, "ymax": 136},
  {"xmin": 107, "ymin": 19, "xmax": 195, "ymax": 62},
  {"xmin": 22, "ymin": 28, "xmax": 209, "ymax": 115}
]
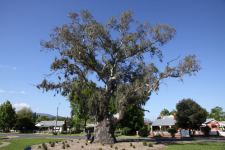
[
  {"xmin": 148, "ymin": 143, "xmax": 153, "ymax": 147},
  {"xmin": 143, "ymin": 142, "xmax": 147, "ymax": 146},
  {"xmin": 167, "ymin": 128, "xmax": 177, "ymax": 138},
  {"xmin": 121, "ymin": 127, "xmax": 132, "ymax": 135},
  {"xmin": 24, "ymin": 145, "xmax": 31, "ymax": 150},
  {"xmin": 202, "ymin": 126, "xmax": 211, "ymax": 136},
  {"xmin": 138, "ymin": 126, "xmax": 149, "ymax": 137}
]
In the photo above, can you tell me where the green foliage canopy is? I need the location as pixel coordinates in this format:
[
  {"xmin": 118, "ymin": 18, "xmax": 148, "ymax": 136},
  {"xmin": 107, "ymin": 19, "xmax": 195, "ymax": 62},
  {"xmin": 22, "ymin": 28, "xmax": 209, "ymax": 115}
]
[
  {"xmin": 0, "ymin": 100, "xmax": 16, "ymax": 132},
  {"xmin": 159, "ymin": 108, "xmax": 170, "ymax": 118},
  {"xmin": 176, "ymin": 99, "xmax": 208, "ymax": 130},
  {"xmin": 118, "ymin": 105, "xmax": 144, "ymax": 134},
  {"xmin": 209, "ymin": 106, "xmax": 225, "ymax": 121},
  {"xmin": 38, "ymin": 10, "xmax": 200, "ymax": 122},
  {"xmin": 15, "ymin": 107, "xmax": 35, "ymax": 132},
  {"xmin": 37, "ymin": 10, "xmax": 200, "ymax": 143}
]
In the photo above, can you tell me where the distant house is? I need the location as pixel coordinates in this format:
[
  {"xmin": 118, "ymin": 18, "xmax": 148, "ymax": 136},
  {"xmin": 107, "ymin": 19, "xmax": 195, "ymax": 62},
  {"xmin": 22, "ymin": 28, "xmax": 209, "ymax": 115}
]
[
  {"xmin": 201, "ymin": 118, "xmax": 225, "ymax": 136},
  {"xmin": 151, "ymin": 115, "xmax": 176, "ymax": 132},
  {"xmin": 35, "ymin": 120, "xmax": 65, "ymax": 133}
]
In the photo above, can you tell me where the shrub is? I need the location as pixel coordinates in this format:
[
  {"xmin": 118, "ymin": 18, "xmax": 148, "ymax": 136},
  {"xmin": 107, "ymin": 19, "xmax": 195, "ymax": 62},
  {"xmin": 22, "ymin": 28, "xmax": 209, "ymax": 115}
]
[
  {"xmin": 62, "ymin": 142, "xmax": 65, "ymax": 149},
  {"xmin": 202, "ymin": 126, "xmax": 211, "ymax": 136},
  {"xmin": 138, "ymin": 126, "xmax": 149, "ymax": 137},
  {"xmin": 130, "ymin": 143, "xmax": 133, "ymax": 147},
  {"xmin": 42, "ymin": 143, "xmax": 48, "ymax": 150},
  {"xmin": 121, "ymin": 127, "xmax": 132, "ymax": 135},
  {"xmin": 50, "ymin": 142, "xmax": 55, "ymax": 147},
  {"xmin": 24, "ymin": 146, "xmax": 31, "ymax": 150},
  {"xmin": 148, "ymin": 143, "xmax": 153, "ymax": 147},
  {"xmin": 132, "ymin": 145, "xmax": 136, "ymax": 148},
  {"xmin": 154, "ymin": 134, "xmax": 162, "ymax": 138},
  {"xmin": 115, "ymin": 146, "xmax": 118, "ymax": 150},
  {"xmin": 98, "ymin": 148, "xmax": 103, "ymax": 150},
  {"xmin": 143, "ymin": 142, "xmax": 147, "ymax": 146},
  {"xmin": 167, "ymin": 128, "xmax": 177, "ymax": 138},
  {"xmin": 38, "ymin": 145, "xmax": 41, "ymax": 149}
]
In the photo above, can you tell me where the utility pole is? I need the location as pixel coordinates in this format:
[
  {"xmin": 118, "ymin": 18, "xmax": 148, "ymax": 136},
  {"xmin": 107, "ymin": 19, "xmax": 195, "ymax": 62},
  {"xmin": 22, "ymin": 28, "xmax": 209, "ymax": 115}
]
[{"xmin": 55, "ymin": 103, "xmax": 60, "ymax": 134}]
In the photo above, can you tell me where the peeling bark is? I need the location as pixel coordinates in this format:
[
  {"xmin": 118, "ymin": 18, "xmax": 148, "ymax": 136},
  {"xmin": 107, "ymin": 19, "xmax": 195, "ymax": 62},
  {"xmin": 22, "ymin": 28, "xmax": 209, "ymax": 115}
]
[{"xmin": 94, "ymin": 118, "xmax": 116, "ymax": 144}]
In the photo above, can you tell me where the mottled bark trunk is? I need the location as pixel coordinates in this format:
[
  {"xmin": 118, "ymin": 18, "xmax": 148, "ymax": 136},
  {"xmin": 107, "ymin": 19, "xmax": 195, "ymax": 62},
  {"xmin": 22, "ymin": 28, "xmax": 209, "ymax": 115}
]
[{"xmin": 94, "ymin": 118, "xmax": 116, "ymax": 144}]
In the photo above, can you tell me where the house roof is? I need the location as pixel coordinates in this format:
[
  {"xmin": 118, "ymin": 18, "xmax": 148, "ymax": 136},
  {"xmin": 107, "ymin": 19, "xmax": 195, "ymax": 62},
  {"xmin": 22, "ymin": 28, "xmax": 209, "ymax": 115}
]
[
  {"xmin": 152, "ymin": 115, "xmax": 176, "ymax": 126},
  {"xmin": 36, "ymin": 120, "xmax": 64, "ymax": 128},
  {"xmin": 204, "ymin": 118, "xmax": 216, "ymax": 124}
]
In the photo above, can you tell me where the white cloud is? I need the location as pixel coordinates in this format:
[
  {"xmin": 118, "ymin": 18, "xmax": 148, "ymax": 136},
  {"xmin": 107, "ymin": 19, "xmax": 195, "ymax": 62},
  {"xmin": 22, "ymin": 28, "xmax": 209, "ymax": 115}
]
[
  {"xmin": 13, "ymin": 103, "xmax": 30, "ymax": 111},
  {"xmin": 0, "ymin": 89, "xmax": 26, "ymax": 95}
]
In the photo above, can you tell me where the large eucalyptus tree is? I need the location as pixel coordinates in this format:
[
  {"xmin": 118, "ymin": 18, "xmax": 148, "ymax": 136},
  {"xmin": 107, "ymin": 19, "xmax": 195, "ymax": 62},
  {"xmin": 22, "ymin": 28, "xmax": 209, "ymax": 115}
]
[{"xmin": 38, "ymin": 10, "xmax": 200, "ymax": 144}]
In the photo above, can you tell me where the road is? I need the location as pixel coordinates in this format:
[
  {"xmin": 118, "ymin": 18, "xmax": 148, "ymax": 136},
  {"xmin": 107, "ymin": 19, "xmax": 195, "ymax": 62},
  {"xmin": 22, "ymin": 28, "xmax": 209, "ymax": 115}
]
[{"xmin": 0, "ymin": 133, "xmax": 84, "ymax": 139}]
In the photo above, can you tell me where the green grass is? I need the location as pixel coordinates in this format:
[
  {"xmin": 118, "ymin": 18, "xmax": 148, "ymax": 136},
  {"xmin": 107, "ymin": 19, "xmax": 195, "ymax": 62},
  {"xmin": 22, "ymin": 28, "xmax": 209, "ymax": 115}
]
[
  {"xmin": 0, "ymin": 138, "xmax": 62, "ymax": 150},
  {"xmin": 166, "ymin": 142, "xmax": 225, "ymax": 150}
]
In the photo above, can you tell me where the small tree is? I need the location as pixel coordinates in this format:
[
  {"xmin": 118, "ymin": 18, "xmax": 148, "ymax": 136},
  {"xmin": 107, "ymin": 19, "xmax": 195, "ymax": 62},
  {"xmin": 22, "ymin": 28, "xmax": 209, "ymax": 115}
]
[
  {"xmin": 69, "ymin": 82, "xmax": 97, "ymax": 130},
  {"xmin": 167, "ymin": 128, "xmax": 177, "ymax": 138},
  {"xmin": 176, "ymin": 99, "xmax": 208, "ymax": 132},
  {"xmin": 138, "ymin": 125, "xmax": 149, "ymax": 137},
  {"xmin": 0, "ymin": 100, "xmax": 16, "ymax": 132},
  {"xmin": 117, "ymin": 105, "xmax": 144, "ymax": 135},
  {"xmin": 170, "ymin": 109, "xmax": 177, "ymax": 116},
  {"xmin": 159, "ymin": 108, "xmax": 170, "ymax": 118},
  {"xmin": 15, "ymin": 107, "xmax": 35, "ymax": 132},
  {"xmin": 209, "ymin": 106, "xmax": 225, "ymax": 121},
  {"xmin": 201, "ymin": 126, "xmax": 211, "ymax": 136},
  {"xmin": 38, "ymin": 10, "xmax": 200, "ymax": 143}
]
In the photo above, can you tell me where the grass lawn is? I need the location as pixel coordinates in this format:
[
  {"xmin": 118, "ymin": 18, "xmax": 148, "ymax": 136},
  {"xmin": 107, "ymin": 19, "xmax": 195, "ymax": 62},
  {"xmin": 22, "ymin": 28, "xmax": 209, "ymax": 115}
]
[
  {"xmin": 0, "ymin": 138, "xmax": 62, "ymax": 150},
  {"xmin": 166, "ymin": 142, "xmax": 225, "ymax": 150},
  {"xmin": 58, "ymin": 133, "xmax": 85, "ymax": 136}
]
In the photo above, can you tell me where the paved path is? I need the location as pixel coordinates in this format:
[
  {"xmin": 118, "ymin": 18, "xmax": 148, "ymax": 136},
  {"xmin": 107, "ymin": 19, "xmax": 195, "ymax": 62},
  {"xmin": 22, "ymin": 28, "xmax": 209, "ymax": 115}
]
[
  {"xmin": 0, "ymin": 133, "xmax": 84, "ymax": 139},
  {"xmin": 0, "ymin": 142, "xmax": 10, "ymax": 148}
]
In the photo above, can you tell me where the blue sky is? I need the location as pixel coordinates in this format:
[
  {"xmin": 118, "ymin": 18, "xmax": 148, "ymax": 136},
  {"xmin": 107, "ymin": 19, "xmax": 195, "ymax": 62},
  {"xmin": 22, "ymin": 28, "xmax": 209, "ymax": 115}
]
[{"xmin": 0, "ymin": 0, "xmax": 225, "ymax": 120}]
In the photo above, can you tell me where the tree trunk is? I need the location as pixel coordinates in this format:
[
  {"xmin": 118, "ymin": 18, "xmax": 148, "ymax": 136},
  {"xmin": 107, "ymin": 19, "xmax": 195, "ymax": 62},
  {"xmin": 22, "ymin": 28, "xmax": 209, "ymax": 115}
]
[{"xmin": 94, "ymin": 118, "xmax": 116, "ymax": 144}]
